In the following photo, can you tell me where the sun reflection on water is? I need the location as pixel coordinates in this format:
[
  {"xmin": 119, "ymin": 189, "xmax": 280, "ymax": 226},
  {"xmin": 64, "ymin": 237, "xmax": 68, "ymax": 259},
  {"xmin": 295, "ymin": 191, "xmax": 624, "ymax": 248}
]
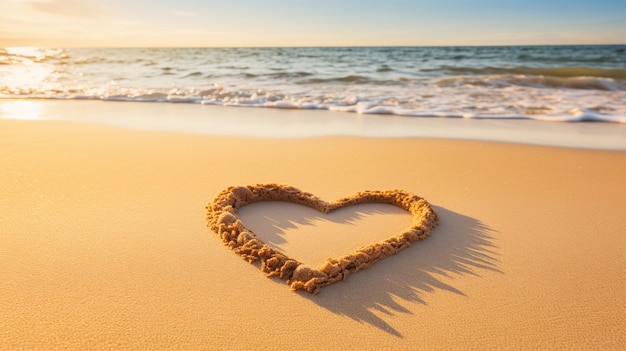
[
  {"xmin": 1, "ymin": 47, "xmax": 57, "ymax": 96},
  {"xmin": 4, "ymin": 46, "xmax": 63, "ymax": 62}
]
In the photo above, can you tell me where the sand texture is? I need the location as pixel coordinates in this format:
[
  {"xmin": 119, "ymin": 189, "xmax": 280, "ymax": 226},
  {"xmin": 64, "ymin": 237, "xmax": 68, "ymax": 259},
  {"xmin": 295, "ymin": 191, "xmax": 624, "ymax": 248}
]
[
  {"xmin": 1, "ymin": 116, "xmax": 625, "ymax": 350},
  {"xmin": 206, "ymin": 184, "xmax": 438, "ymax": 294}
]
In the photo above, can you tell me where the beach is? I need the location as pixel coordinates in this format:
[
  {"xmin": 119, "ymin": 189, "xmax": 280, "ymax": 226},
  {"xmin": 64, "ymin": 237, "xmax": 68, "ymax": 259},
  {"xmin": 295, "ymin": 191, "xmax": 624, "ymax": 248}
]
[{"xmin": 1, "ymin": 100, "xmax": 625, "ymax": 349}]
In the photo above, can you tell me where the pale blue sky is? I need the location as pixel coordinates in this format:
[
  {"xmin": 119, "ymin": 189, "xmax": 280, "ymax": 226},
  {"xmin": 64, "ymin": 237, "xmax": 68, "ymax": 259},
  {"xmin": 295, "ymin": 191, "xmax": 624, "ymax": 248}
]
[{"xmin": 1, "ymin": 0, "xmax": 625, "ymax": 47}]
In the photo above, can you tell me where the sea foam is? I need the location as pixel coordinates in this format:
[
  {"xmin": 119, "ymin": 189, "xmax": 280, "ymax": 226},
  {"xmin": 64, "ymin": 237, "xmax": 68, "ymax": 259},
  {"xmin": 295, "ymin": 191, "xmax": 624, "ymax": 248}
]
[{"xmin": 1, "ymin": 46, "xmax": 626, "ymax": 123}]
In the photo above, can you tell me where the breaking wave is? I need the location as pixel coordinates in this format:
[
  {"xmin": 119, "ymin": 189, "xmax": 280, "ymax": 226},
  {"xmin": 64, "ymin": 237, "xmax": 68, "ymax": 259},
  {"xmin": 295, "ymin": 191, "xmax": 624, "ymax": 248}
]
[{"xmin": 1, "ymin": 45, "xmax": 626, "ymax": 123}]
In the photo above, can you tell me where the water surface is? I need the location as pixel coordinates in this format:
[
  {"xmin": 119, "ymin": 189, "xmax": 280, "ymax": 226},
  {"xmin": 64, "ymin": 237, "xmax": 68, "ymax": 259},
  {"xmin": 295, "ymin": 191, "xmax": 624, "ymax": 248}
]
[{"xmin": 1, "ymin": 45, "xmax": 625, "ymax": 123}]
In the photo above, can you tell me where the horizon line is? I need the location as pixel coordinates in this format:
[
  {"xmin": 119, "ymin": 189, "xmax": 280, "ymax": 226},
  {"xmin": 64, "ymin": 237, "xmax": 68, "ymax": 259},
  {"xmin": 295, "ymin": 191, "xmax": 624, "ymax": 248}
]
[{"xmin": 3, "ymin": 43, "xmax": 626, "ymax": 49}]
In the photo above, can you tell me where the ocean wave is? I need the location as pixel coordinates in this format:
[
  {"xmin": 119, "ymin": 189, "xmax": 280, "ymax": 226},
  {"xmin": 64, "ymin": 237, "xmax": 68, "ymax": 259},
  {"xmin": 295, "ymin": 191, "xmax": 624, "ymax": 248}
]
[
  {"xmin": 0, "ymin": 47, "xmax": 67, "ymax": 64},
  {"xmin": 434, "ymin": 74, "xmax": 625, "ymax": 91},
  {"xmin": 267, "ymin": 71, "xmax": 314, "ymax": 79},
  {"xmin": 2, "ymin": 46, "xmax": 626, "ymax": 124},
  {"xmin": 220, "ymin": 65, "xmax": 250, "ymax": 70},
  {"xmin": 183, "ymin": 72, "xmax": 203, "ymax": 78},
  {"xmin": 328, "ymin": 103, "xmax": 626, "ymax": 123},
  {"xmin": 73, "ymin": 57, "xmax": 107, "ymax": 65},
  {"xmin": 516, "ymin": 54, "xmax": 614, "ymax": 64},
  {"xmin": 2, "ymin": 93, "xmax": 624, "ymax": 124},
  {"xmin": 425, "ymin": 65, "xmax": 626, "ymax": 80},
  {"xmin": 300, "ymin": 75, "xmax": 375, "ymax": 84}
]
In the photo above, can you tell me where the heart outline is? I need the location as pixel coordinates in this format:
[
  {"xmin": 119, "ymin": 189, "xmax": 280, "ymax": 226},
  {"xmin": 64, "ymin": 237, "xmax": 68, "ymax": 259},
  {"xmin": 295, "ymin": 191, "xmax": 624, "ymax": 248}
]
[{"xmin": 206, "ymin": 184, "xmax": 439, "ymax": 294}]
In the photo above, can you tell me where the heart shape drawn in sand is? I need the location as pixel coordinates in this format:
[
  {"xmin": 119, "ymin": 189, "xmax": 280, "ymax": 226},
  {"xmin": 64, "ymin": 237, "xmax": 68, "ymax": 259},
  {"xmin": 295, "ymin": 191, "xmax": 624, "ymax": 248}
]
[{"xmin": 206, "ymin": 184, "xmax": 438, "ymax": 294}]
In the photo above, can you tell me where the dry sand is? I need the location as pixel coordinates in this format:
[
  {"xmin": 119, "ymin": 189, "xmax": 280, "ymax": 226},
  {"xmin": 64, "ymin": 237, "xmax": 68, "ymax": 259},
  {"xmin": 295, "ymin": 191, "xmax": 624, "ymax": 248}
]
[{"xmin": 1, "ymin": 117, "xmax": 625, "ymax": 350}]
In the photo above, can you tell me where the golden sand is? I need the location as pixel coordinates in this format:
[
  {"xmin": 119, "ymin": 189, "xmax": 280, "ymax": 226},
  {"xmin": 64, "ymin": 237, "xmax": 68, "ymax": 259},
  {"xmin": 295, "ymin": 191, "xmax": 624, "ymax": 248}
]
[
  {"xmin": 206, "ymin": 184, "xmax": 438, "ymax": 294},
  {"xmin": 1, "ymin": 118, "xmax": 625, "ymax": 349}
]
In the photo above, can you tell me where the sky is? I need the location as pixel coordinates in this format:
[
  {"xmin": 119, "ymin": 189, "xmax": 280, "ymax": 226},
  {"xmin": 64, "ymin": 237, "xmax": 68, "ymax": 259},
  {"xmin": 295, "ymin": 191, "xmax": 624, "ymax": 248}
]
[{"xmin": 1, "ymin": 0, "xmax": 625, "ymax": 47}]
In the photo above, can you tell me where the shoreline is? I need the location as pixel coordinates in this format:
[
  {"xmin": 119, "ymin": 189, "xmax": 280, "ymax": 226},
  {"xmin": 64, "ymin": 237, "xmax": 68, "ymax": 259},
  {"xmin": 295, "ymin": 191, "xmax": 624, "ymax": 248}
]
[
  {"xmin": 1, "ymin": 99, "xmax": 625, "ymax": 150},
  {"xmin": 1, "ymin": 108, "xmax": 625, "ymax": 349}
]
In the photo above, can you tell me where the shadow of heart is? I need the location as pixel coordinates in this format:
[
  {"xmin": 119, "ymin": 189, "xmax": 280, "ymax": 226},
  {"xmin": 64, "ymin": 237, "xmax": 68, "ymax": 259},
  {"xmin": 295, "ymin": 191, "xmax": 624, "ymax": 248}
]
[
  {"xmin": 206, "ymin": 184, "xmax": 439, "ymax": 294},
  {"xmin": 237, "ymin": 201, "xmax": 412, "ymax": 268},
  {"xmin": 209, "ymin": 188, "xmax": 498, "ymax": 336},
  {"xmin": 306, "ymin": 206, "xmax": 499, "ymax": 336}
]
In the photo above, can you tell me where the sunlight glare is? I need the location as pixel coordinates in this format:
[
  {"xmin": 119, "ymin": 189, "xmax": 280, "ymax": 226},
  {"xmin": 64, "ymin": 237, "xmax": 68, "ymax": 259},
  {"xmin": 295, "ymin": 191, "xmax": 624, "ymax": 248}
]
[
  {"xmin": 0, "ymin": 100, "xmax": 43, "ymax": 120},
  {"xmin": 1, "ymin": 47, "xmax": 57, "ymax": 96},
  {"xmin": 5, "ymin": 47, "xmax": 51, "ymax": 61}
]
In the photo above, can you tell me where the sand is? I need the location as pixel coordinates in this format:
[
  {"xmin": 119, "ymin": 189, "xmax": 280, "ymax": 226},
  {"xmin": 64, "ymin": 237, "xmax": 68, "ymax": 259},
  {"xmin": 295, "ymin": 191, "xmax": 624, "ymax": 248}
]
[
  {"xmin": 206, "ymin": 184, "xmax": 438, "ymax": 294},
  {"xmin": 1, "ymin": 112, "xmax": 625, "ymax": 349}
]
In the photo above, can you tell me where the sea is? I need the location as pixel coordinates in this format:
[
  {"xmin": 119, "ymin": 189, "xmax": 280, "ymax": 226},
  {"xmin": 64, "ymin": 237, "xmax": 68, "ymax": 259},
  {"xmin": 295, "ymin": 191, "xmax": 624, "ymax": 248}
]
[{"xmin": 1, "ymin": 45, "xmax": 625, "ymax": 124}]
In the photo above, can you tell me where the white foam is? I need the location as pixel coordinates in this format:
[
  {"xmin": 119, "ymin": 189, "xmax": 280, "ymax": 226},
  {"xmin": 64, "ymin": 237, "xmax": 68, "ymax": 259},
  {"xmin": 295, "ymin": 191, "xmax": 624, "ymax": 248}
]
[
  {"xmin": 2, "ymin": 46, "xmax": 626, "ymax": 124},
  {"xmin": 2, "ymin": 99, "xmax": 624, "ymax": 150}
]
